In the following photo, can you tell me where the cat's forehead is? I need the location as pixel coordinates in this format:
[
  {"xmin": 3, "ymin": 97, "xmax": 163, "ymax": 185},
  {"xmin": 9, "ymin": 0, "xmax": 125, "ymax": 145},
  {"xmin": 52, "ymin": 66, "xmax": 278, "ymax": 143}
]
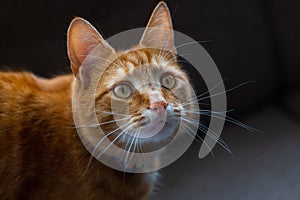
[{"xmin": 102, "ymin": 49, "xmax": 182, "ymax": 88}]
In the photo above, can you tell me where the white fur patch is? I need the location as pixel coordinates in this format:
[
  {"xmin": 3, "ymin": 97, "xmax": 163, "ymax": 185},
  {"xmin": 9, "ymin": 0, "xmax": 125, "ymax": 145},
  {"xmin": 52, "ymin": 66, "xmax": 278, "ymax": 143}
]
[
  {"xmin": 151, "ymin": 57, "xmax": 158, "ymax": 65},
  {"xmin": 127, "ymin": 62, "xmax": 135, "ymax": 74},
  {"xmin": 117, "ymin": 68, "xmax": 125, "ymax": 77}
]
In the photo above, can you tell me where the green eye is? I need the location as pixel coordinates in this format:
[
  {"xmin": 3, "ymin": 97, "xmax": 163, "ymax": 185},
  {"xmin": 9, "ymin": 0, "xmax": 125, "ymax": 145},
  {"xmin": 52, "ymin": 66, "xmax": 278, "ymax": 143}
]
[
  {"xmin": 113, "ymin": 83, "xmax": 133, "ymax": 99},
  {"xmin": 161, "ymin": 74, "xmax": 176, "ymax": 89}
]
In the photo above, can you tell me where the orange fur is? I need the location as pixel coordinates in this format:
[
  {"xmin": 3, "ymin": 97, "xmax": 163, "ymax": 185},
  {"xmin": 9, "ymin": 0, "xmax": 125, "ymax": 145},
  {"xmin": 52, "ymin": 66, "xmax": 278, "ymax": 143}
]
[
  {"xmin": 0, "ymin": 2, "xmax": 193, "ymax": 199},
  {"xmin": 0, "ymin": 72, "xmax": 153, "ymax": 199}
]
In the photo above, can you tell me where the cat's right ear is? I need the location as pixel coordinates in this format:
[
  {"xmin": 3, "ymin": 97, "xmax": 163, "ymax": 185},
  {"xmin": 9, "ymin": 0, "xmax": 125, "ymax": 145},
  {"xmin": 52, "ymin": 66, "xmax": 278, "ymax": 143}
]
[
  {"xmin": 140, "ymin": 2, "xmax": 176, "ymax": 55},
  {"xmin": 67, "ymin": 17, "xmax": 115, "ymax": 77}
]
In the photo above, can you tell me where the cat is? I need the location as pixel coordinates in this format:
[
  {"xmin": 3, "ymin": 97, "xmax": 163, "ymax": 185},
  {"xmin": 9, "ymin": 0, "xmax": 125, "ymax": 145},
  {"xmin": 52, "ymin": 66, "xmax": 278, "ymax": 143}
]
[{"xmin": 0, "ymin": 1, "xmax": 198, "ymax": 199}]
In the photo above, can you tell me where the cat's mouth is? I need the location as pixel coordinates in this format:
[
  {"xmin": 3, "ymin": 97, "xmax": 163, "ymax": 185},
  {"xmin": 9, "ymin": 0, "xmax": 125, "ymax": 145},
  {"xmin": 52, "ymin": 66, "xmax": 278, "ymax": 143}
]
[
  {"xmin": 99, "ymin": 104, "xmax": 183, "ymax": 154},
  {"xmin": 118, "ymin": 113, "xmax": 181, "ymax": 153}
]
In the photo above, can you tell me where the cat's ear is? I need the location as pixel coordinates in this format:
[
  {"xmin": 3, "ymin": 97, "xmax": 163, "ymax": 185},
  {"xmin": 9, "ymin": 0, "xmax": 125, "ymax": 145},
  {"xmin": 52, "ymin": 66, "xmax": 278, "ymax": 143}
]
[
  {"xmin": 140, "ymin": 2, "xmax": 176, "ymax": 54},
  {"xmin": 67, "ymin": 17, "xmax": 115, "ymax": 76}
]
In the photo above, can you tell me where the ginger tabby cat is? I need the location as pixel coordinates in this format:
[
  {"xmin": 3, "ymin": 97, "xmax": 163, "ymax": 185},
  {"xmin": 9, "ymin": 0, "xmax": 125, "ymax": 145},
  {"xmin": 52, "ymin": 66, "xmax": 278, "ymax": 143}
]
[{"xmin": 0, "ymin": 2, "xmax": 197, "ymax": 199}]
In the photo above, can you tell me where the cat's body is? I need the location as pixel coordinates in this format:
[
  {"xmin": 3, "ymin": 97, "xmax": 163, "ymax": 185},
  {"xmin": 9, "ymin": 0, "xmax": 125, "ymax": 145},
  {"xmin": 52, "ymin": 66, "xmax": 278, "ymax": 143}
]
[
  {"xmin": 0, "ymin": 2, "xmax": 198, "ymax": 199},
  {"xmin": 0, "ymin": 72, "xmax": 154, "ymax": 199}
]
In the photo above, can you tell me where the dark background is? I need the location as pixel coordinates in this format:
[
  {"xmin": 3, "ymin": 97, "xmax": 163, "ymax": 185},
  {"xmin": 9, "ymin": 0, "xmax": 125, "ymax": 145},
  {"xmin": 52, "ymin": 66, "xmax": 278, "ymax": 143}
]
[
  {"xmin": 0, "ymin": 0, "xmax": 299, "ymax": 113},
  {"xmin": 0, "ymin": 0, "xmax": 300, "ymax": 199}
]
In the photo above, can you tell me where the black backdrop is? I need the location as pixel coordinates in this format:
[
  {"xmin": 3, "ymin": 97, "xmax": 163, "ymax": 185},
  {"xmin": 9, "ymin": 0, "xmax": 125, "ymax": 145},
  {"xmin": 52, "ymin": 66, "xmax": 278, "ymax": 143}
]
[{"xmin": 0, "ymin": 0, "xmax": 299, "ymax": 115}]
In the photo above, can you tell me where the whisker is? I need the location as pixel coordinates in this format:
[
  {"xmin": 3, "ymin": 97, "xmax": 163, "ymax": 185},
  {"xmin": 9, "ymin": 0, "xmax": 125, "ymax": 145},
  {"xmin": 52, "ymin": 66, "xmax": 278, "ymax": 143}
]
[
  {"xmin": 171, "ymin": 0, "xmax": 181, "ymax": 19},
  {"xmin": 176, "ymin": 59, "xmax": 191, "ymax": 65},
  {"xmin": 95, "ymin": 110, "xmax": 132, "ymax": 117},
  {"xmin": 182, "ymin": 109, "xmax": 234, "ymax": 115},
  {"xmin": 96, "ymin": 125, "xmax": 131, "ymax": 160},
  {"xmin": 126, "ymin": 130, "xmax": 140, "ymax": 170},
  {"xmin": 181, "ymin": 79, "xmax": 226, "ymax": 106},
  {"xmin": 182, "ymin": 116, "xmax": 228, "ymax": 145},
  {"xmin": 84, "ymin": 122, "xmax": 132, "ymax": 173},
  {"xmin": 181, "ymin": 117, "xmax": 232, "ymax": 154},
  {"xmin": 175, "ymin": 40, "xmax": 212, "ymax": 50},
  {"xmin": 182, "ymin": 81, "xmax": 254, "ymax": 107},
  {"xmin": 70, "ymin": 117, "xmax": 131, "ymax": 129},
  {"xmin": 120, "ymin": 131, "xmax": 134, "ymax": 163},
  {"xmin": 123, "ymin": 130, "xmax": 139, "ymax": 170},
  {"xmin": 181, "ymin": 124, "xmax": 215, "ymax": 157},
  {"xmin": 199, "ymin": 112, "xmax": 257, "ymax": 132},
  {"xmin": 163, "ymin": 53, "xmax": 193, "ymax": 64},
  {"xmin": 198, "ymin": 81, "xmax": 254, "ymax": 102},
  {"xmin": 198, "ymin": 123, "xmax": 232, "ymax": 154},
  {"xmin": 121, "ymin": 128, "xmax": 137, "ymax": 159}
]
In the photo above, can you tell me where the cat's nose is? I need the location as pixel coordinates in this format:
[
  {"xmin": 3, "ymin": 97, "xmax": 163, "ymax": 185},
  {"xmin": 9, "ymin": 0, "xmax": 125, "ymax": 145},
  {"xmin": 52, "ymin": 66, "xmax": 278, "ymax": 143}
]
[{"xmin": 150, "ymin": 101, "xmax": 167, "ymax": 115}]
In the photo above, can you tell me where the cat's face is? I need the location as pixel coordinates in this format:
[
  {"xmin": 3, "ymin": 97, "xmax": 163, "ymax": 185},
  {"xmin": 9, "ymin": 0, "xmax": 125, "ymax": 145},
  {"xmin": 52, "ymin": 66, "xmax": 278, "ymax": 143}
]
[
  {"xmin": 94, "ymin": 48, "xmax": 193, "ymax": 151},
  {"xmin": 68, "ymin": 2, "xmax": 197, "ymax": 154}
]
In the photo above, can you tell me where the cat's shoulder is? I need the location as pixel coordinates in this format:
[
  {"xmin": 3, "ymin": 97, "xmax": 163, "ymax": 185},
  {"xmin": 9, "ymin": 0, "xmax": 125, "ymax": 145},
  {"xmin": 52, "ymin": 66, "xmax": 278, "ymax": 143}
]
[
  {"xmin": 0, "ymin": 71, "xmax": 39, "ymax": 91},
  {"xmin": 34, "ymin": 74, "xmax": 73, "ymax": 92},
  {"xmin": 0, "ymin": 71, "xmax": 73, "ymax": 92}
]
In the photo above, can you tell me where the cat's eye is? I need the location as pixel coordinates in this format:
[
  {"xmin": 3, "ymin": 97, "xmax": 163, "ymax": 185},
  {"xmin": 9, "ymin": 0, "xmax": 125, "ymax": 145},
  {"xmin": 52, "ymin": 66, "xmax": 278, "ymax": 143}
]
[
  {"xmin": 113, "ymin": 83, "xmax": 133, "ymax": 99},
  {"xmin": 161, "ymin": 74, "xmax": 176, "ymax": 89}
]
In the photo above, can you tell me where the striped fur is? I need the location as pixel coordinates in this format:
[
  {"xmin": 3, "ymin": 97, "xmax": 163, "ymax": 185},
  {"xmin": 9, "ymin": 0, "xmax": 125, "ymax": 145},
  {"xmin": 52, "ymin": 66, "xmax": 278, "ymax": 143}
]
[{"xmin": 0, "ymin": 2, "xmax": 196, "ymax": 199}]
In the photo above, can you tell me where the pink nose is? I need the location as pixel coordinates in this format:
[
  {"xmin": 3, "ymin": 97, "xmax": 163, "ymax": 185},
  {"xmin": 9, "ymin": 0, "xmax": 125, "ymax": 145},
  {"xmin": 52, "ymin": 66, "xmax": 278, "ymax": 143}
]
[{"xmin": 150, "ymin": 101, "xmax": 167, "ymax": 115}]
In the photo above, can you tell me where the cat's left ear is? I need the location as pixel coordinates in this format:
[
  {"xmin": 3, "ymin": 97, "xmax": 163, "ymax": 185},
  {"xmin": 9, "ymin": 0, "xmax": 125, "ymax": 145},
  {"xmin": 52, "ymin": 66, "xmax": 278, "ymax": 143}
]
[{"xmin": 140, "ymin": 1, "xmax": 176, "ymax": 55}]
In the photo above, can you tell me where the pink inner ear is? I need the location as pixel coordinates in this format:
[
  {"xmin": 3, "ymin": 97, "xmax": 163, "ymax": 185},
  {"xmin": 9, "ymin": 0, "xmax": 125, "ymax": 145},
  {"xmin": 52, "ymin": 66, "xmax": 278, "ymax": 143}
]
[
  {"xmin": 69, "ymin": 30, "xmax": 100, "ymax": 67},
  {"xmin": 140, "ymin": 2, "xmax": 176, "ymax": 54},
  {"xmin": 146, "ymin": 2, "xmax": 172, "ymax": 30},
  {"xmin": 67, "ymin": 18, "xmax": 115, "ymax": 76}
]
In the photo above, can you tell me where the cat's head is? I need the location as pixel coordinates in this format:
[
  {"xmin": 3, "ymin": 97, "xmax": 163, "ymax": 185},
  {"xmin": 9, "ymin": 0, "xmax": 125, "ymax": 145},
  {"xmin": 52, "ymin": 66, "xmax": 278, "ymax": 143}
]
[{"xmin": 68, "ymin": 2, "xmax": 198, "ymax": 160}]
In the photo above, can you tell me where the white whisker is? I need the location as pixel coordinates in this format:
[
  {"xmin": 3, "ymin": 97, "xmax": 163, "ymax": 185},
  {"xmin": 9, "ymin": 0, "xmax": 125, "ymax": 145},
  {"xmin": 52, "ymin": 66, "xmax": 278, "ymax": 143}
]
[
  {"xmin": 96, "ymin": 110, "xmax": 132, "ymax": 117},
  {"xmin": 71, "ymin": 117, "xmax": 131, "ymax": 129},
  {"xmin": 124, "ymin": 130, "xmax": 139, "ymax": 170},
  {"xmin": 181, "ymin": 124, "xmax": 215, "ymax": 157},
  {"xmin": 126, "ymin": 130, "xmax": 140, "ymax": 170},
  {"xmin": 181, "ymin": 117, "xmax": 232, "ymax": 154},
  {"xmin": 175, "ymin": 40, "xmax": 212, "ymax": 50},
  {"xmin": 96, "ymin": 125, "xmax": 132, "ymax": 160},
  {"xmin": 199, "ymin": 112, "xmax": 257, "ymax": 132},
  {"xmin": 84, "ymin": 122, "xmax": 132, "ymax": 173},
  {"xmin": 196, "ymin": 81, "xmax": 254, "ymax": 103}
]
